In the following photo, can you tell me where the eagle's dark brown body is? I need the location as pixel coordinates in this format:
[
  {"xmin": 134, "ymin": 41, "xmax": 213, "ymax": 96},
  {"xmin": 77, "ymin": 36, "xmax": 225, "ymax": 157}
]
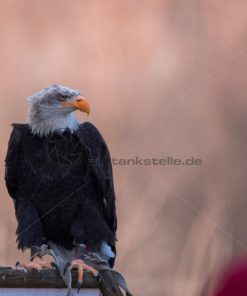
[{"xmin": 5, "ymin": 122, "xmax": 117, "ymax": 267}]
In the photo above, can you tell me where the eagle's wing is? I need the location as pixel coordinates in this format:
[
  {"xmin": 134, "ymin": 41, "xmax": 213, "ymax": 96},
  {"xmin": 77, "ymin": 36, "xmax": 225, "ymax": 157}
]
[
  {"xmin": 5, "ymin": 124, "xmax": 43, "ymax": 249},
  {"xmin": 78, "ymin": 122, "xmax": 117, "ymax": 236},
  {"xmin": 5, "ymin": 124, "xmax": 22, "ymax": 200}
]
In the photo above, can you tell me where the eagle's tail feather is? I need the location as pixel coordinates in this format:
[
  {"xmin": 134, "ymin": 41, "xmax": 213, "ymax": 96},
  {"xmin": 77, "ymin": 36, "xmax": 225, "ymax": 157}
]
[{"xmin": 98, "ymin": 269, "xmax": 133, "ymax": 296}]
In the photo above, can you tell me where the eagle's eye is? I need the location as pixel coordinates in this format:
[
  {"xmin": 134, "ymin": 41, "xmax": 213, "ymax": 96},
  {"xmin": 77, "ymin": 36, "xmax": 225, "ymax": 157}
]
[{"xmin": 58, "ymin": 95, "xmax": 68, "ymax": 102}]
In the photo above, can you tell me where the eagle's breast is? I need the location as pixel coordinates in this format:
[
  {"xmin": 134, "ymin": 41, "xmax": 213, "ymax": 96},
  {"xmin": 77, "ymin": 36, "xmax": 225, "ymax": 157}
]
[{"xmin": 45, "ymin": 131, "xmax": 83, "ymax": 169}]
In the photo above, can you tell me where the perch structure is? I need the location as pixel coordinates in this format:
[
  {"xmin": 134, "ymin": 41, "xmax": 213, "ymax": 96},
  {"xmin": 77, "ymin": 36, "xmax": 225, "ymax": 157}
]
[{"xmin": 0, "ymin": 267, "xmax": 124, "ymax": 296}]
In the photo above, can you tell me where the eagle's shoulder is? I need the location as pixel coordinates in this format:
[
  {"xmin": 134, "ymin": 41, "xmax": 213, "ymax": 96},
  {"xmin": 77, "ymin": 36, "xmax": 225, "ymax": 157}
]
[
  {"xmin": 11, "ymin": 123, "xmax": 29, "ymax": 129},
  {"xmin": 79, "ymin": 121, "xmax": 102, "ymax": 136},
  {"xmin": 11, "ymin": 123, "xmax": 30, "ymax": 134},
  {"xmin": 79, "ymin": 122, "xmax": 106, "ymax": 145},
  {"xmin": 8, "ymin": 123, "xmax": 31, "ymax": 146}
]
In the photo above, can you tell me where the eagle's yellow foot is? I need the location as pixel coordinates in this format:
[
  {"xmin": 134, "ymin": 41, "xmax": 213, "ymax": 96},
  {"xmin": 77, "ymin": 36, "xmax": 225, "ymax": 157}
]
[
  {"xmin": 64, "ymin": 259, "xmax": 98, "ymax": 293},
  {"xmin": 16, "ymin": 256, "xmax": 53, "ymax": 280}
]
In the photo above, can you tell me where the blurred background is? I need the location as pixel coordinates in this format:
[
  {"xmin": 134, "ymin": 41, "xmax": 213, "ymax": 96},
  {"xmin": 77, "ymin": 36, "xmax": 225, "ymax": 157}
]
[{"xmin": 1, "ymin": 1, "xmax": 247, "ymax": 295}]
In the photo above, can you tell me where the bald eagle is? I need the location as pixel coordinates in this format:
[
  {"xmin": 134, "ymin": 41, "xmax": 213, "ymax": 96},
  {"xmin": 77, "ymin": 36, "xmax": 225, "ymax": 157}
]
[{"xmin": 4, "ymin": 85, "xmax": 131, "ymax": 295}]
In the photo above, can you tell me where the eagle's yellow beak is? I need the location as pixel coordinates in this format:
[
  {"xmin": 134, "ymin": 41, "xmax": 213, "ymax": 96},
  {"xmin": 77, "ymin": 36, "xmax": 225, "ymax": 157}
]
[{"xmin": 62, "ymin": 96, "xmax": 90, "ymax": 115}]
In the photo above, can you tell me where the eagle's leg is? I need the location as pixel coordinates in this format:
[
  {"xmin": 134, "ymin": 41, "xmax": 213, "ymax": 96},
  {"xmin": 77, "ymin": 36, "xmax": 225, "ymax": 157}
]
[{"xmin": 64, "ymin": 259, "xmax": 98, "ymax": 293}]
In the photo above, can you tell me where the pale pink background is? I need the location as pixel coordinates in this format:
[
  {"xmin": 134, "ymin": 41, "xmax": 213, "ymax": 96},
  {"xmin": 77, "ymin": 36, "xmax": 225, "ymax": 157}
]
[{"xmin": 0, "ymin": 1, "xmax": 247, "ymax": 295}]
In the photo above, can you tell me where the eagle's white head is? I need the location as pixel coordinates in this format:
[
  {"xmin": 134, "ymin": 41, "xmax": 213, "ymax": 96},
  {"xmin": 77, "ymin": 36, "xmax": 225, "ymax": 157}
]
[{"xmin": 28, "ymin": 85, "xmax": 90, "ymax": 136}]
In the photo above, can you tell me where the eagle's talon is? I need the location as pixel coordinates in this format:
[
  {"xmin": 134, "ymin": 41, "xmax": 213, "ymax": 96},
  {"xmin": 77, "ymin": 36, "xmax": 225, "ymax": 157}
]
[
  {"xmin": 38, "ymin": 269, "xmax": 45, "ymax": 281},
  {"xmin": 77, "ymin": 281, "xmax": 82, "ymax": 293},
  {"xmin": 51, "ymin": 262, "xmax": 60, "ymax": 276},
  {"xmin": 15, "ymin": 261, "xmax": 20, "ymax": 269},
  {"xmin": 64, "ymin": 262, "xmax": 71, "ymax": 275},
  {"xmin": 16, "ymin": 256, "xmax": 52, "ymax": 277},
  {"xmin": 15, "ymin": 261, "xmax": 27, "ymax": 273},
  {"xmin": 96, "ymin": 274, "xmax": 102, "ymax": 283},
  {"xmin": 66, "ymin": 258, "xmax": 98, "ymax": 293}
]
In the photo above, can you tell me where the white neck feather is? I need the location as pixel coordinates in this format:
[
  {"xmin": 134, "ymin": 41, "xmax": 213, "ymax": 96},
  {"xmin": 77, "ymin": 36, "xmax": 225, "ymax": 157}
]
[{"xmin": 28, "ymin": 105, "xmax": 79, "ymax": 137}]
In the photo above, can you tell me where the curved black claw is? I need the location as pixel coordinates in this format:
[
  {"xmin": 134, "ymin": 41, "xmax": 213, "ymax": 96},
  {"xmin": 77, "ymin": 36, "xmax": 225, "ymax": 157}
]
[
  {"xmin": 64, "ymin": 262, "xmax": 71, "ymax": 275},
  {"xmin": 39, "ymin": 269, "xmax": 45, "ymax": 281},
  {"xmin": 96, "ymin": 274, "xmax": 102, "ymax": 284},
  {"xmin": 77, "ymin": 281, "xmax": 82, "ymax": 293},
  {"xmin": 15, "ymin": 261, "xmax": 27, "ymax": 273},
  {"xmin": 51, "ymin": 262, "xmax": 60, "ymax": 276}
]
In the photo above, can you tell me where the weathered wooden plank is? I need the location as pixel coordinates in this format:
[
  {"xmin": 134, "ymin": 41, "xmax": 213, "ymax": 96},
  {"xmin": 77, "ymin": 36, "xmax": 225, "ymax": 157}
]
[
  {"xmin": 0, "ymin": 267, "xmax": 126, "ymax": 296},
  {"xmin": 0, "ymin": 288, "xmax": 99, "ymax": 296},
  {"xmin": 0, "ymin": 268, "xmax": 98, "ymax": 289}
]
